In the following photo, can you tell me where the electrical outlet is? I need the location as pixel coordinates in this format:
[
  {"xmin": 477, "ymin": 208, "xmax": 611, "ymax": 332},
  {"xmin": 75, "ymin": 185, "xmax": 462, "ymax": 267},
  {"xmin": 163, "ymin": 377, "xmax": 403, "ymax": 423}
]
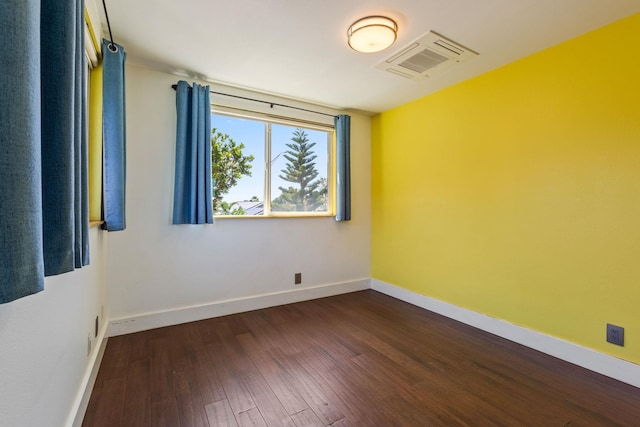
[
  {"xmin": 606, "ymin": 323, "xmax": 624, "ymax": 346},
  {"xmin": 294, "ymin": 273, "xmax": 302, "ymax": 285}
]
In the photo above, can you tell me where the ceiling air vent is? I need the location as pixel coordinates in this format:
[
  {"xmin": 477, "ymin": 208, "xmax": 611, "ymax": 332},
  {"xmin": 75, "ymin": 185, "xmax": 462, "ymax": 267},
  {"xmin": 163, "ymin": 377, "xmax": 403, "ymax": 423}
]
[{"xmin": 376, "ymin": 31, "xmax": 478, "ymax": 80}]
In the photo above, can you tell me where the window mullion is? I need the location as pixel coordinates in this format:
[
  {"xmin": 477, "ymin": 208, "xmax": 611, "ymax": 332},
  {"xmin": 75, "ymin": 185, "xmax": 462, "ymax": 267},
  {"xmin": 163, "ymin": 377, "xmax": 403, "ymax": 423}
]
[
  {"xmin": 264, "ymin": 122, "xmax": 271, "ymax": 216},
  {"xmin": 327, "ymin": 131, "xmax": 334, "ymax": 216}
]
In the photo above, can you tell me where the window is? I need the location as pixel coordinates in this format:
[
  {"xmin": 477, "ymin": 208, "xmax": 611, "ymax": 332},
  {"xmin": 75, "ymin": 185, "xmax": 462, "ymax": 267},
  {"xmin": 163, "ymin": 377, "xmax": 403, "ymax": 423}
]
[{"xmin": 211, "ymin": 112, "xmax": 333, "ymax": 217}]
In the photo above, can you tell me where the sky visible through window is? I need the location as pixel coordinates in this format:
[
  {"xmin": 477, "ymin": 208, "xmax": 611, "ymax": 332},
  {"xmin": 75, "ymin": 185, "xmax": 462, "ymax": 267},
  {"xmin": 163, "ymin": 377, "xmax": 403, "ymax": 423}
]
[{"xmin": 211, "ymin": 114, "xmax": 329, "ymax": 206}]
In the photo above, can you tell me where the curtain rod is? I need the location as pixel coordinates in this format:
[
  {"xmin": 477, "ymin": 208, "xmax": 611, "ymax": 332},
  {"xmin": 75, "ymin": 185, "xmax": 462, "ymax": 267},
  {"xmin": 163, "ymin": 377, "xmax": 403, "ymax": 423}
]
[
  {"xmin": 101, "ymin": 0, "xmax": 118, "ymax": 52},
  {"xmin": 171, "ymin": 84, "xmax": 339, "ymax": 119}
]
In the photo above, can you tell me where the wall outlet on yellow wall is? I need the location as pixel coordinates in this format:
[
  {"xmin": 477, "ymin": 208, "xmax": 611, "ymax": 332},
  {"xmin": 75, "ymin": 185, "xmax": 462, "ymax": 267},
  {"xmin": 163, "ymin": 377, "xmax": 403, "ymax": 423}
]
[{"xmin": 607, "ymin": 324, "xmax": 624, "ymax": 346}]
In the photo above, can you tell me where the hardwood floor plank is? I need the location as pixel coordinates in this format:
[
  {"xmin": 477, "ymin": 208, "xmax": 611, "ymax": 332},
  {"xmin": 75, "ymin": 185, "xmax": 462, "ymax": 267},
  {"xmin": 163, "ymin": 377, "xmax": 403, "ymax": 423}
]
[
  {"xmin": 325, "ymin": 418, "xmax": 351, "ymax": 427},
  {"xmin": 350, "ymin": 352, "xmax": 427, "ymax": 394},
  {"xmin": 83, "ymin": 291, "xmax": 640, "ymax": 427},
  {"xmin": 239, "ymin": 364, "xmax": 297, "ymax": 427},
  {"xmin": 271, "ymin": 347, "xmax": 346, "ymax": 425},
  {"xmin": 150, "ymin": 397, "xmax": 181, "ymax": 427},
  {"xmin": 241, "ymin": 310, "xmax": 306, "ymax": 357},
  {"xmin": 86, "ymin": 377, "xmax": 126, "ymax": 427},
  {"xmin": 127, "ymin": 331, "xmax": 150, "ymax": 363},
  {"xmin": 381, "ymin": 393, "xmax": 468, "ymax": 427},
  {"xmin": 289, "ymin": 408, "xmax": 324, "ymax": 427},
  {"xmin": 194, "ymin": 317, "xmax": 224, "ymax": 346},
  {"xmin": 94, "ymin": 336, "xmax": 131, "ymax": 381},
  {"xmin": 81, "ymin": 377, "xmax": 102, "ymax": 427},
  {"xmin": 304, "ymin": 297, "xmax": 440, "ymax": 380},
  {"xmin": 190, "ymin": 348, "xmax": 227, "ymax": 405},
  {"xmin": 122, "ymin": 358, "xmax": 151, "ymax": 427},
  {"xmin": 173, "ymin": 368, "xmax": 209, "ymax": 427},
  {"xmin": 205, "ymin": 400, "xmax": 239, "ymax": 427},
  {"xmin": 293, "ymin": 349, "xmax": 391, "ymax": 426},
  {"xmin": 237, "ymin": 332, "xmax": 311, "ymax": 415},
  {"xmin": 207, "ymin": 341, "xmax": 257, "ymax": 415},
  {"xmin": 409, "ymin": 378, "xmax": 519, "ymax": 426},
  {"xmin": 149, "ymin": 335, "xmax": 174, "ymax": 402},
  {"xmin": 235, "ymin": 407, "xmax": 268, "ymax": 427}
]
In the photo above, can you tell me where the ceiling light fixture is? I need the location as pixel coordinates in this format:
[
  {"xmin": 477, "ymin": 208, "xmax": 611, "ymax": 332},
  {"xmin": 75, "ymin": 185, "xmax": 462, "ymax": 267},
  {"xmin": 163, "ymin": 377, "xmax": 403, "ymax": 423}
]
[{"xmin": 348, "ymin": 16, "xmax": 398, "ymax": 53}]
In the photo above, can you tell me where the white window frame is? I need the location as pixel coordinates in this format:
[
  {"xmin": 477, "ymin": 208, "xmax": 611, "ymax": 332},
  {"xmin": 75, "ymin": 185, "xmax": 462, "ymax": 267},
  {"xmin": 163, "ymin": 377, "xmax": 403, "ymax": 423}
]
[{"xmin": 211, "ymin": 107, "xmax": 335, "ymax": 218}]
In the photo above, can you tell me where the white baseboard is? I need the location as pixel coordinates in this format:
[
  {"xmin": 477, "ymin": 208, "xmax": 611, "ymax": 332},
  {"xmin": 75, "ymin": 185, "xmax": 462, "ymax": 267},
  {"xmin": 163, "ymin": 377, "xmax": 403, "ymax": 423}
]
[
  {"xmin": 108, "ymin": 278, "xmax": 370, "ymax": 336},
  {"xmin": 371, "ymin": 279, "xmax": 640, "ymax": 389},
  {"xmin": 67, "ymin": 322, "xmax": 109, "ymax": 427}
]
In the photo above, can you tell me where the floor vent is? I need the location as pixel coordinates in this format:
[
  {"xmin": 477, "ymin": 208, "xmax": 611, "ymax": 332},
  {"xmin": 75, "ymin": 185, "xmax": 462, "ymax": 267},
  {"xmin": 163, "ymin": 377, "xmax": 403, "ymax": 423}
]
[{"xmin": 376, "ymin": 31, "xmax": 478, "ymax": 80}]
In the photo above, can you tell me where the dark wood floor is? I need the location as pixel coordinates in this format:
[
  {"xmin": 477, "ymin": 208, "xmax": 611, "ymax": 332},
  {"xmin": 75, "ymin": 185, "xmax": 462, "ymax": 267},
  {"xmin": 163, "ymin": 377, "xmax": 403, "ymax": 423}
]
[{"xmin": 83, "ymin": 290, "xmax": 640, "ymax": 426}]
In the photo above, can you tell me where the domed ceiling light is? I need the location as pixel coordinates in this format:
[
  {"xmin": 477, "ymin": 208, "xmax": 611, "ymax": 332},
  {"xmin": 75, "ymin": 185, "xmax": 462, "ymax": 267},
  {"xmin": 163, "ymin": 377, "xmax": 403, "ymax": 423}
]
[{"xmin": 347, "ymin": 16, "xmax": 398, "ymax": 53}]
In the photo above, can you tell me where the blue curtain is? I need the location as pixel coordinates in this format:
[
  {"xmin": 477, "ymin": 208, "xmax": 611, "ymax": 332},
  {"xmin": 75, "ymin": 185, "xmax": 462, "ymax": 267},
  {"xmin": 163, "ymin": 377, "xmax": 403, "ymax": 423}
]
[
  {"xmin": 41, "ymin": 0, "xmax": 90, "ymax": 275},
  {"xmin": 335, "ymin": 114, "xmax": 351, "ymax": 221},
  {"xmin": 173, "ymin": 81, "xmax": 213, "ymax": 224},
  {"xmin": 102, "ymin": 39, "xmax": 127, "ymax": 231},
  {"xmin": 0, "ymin": 0, "xmax": 89, "ymax": 303},
  {"xmin": 0, "ymin": 0, "xmax": 45, "ymax": 302}
]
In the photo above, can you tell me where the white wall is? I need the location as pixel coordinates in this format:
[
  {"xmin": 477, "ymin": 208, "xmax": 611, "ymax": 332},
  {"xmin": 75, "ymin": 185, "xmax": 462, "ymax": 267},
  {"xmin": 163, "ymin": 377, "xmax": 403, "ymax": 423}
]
[
  {"xmin": 107, "ymin": 65, "xmax": 371, "ymax": 321},
  {"xmin": 0, "ymin": 227, "xmax": 108, "ymax": 427}
]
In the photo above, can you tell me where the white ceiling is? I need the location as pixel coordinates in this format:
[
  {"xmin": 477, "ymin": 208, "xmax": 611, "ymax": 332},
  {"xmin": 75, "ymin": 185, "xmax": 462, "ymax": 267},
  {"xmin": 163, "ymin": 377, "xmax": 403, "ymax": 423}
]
[{"xmin": 95, "ymin": 0, "xmax": 639, "ymax": 114}]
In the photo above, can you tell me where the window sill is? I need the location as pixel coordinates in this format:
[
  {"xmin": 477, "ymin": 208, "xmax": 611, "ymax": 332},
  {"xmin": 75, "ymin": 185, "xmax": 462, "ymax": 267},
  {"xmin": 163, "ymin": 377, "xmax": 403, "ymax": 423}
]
[{"xmin": 214, "ymin": 214, "xmax": 335, "ymax": 220}]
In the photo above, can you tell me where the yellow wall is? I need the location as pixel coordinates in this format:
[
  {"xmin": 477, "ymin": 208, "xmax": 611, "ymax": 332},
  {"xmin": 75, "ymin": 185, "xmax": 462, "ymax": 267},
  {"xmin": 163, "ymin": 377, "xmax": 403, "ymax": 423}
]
[
  {"xmin": 89, "ymin": 64, "xmax": 103, "ymax": 221},
  {"xmin": 371, "ymin": 14, "xmax": 640, "ymax": 363}
]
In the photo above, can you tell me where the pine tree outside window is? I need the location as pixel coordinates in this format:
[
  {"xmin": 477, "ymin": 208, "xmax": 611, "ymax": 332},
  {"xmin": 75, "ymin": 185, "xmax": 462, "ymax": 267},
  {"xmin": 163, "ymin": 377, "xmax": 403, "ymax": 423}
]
[{"xmin": 210, "ymin": 112, "xmax": 333, "ymax": 217}]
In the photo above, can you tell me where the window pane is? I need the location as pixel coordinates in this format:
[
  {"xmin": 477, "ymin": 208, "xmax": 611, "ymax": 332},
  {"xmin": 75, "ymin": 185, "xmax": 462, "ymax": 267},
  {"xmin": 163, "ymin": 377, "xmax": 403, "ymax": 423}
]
[
  {"xmin": 210, "ymin": 114, "xmax": 265, "ymax": 216},
  {"xmin": 270, "ymin": 124, "xmax": 329, "ymax": 213}
]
